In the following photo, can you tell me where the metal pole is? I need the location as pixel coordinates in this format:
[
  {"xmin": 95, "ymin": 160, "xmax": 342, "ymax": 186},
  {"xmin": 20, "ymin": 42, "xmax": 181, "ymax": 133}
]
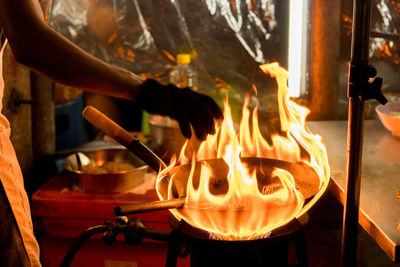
[{"xmin": 341, "ymin": 0, "xmax": 372, "ymax": 266}]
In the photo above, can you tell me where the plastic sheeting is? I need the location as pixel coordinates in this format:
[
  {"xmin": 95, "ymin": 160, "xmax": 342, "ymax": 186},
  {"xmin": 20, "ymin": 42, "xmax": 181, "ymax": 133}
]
[
  {"xmin": 43, "ymin": 0, "xmax": 288, "ymax": 109},
  {"xmin": 342, "ymin": 0, "xmax": 400, "ymax": 66},
  {"xmin": 370, "ymin": 0, "xmax": 400, "ymax": 65},
  {"xmin": 340, "ymin": 0, "xmax": 400, "ymax": 98}
]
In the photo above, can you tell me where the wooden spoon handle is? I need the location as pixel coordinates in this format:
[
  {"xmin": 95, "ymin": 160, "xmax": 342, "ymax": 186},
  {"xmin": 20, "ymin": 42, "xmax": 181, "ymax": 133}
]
[
  {"xmin": 82, "ymin": 106, "xmax": 167, "ymax": 172},
  {"xmin": 82, "ymin": 106, "xmax": 133, "ymax": 147},
  {"xmin": 114, "ymin": 198, "xmax": 185, "ymax": 216}
]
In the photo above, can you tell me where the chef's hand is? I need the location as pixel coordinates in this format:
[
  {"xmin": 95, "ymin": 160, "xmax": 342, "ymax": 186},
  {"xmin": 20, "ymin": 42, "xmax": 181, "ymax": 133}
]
[{"xmin": 137, "ymin": 79, "xmax": 223, "ymax": 140}]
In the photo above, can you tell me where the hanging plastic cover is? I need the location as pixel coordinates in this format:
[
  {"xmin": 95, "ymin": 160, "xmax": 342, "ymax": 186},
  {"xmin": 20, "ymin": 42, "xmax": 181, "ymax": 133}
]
[
  {"xmin": 370, "ymin": 0, "xmax": 400, "ymax": 64},
  {"xmin": 42, "ymin": 0, "xmax": 286, "ymax": 110},
  {"xmin": 342, "ymin": 0, "xmax": 400, "ymax": 66},
  {"xmin": 340, "ymin": 0, "xmax": 400, "ymax": 97}
]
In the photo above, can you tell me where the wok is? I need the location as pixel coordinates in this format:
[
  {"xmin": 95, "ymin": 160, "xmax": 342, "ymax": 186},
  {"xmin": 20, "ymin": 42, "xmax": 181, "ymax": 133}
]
[
  {"xmin": 82, "ymin": 106, "xmax": 320, "ymax": 215},
  {"xmin": 157, "ymin": 157, "xmax": 319, "ymax": 200}
]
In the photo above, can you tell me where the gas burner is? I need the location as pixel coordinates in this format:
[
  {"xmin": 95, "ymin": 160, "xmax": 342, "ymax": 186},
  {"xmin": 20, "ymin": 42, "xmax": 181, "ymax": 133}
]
[
  {"xmin": 61, "ymin": 213, "xmax": 309, "ymax": 267},
  {"xmin": 166, "ymin": 214, "xmax": 309, "ymax": 267}
]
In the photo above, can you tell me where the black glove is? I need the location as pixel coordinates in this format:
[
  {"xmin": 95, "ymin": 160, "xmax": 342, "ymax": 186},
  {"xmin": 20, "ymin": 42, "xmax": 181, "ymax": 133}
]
[{"xmin": 136, "ymin": 79, "xmax": 223, "ymax": 140}]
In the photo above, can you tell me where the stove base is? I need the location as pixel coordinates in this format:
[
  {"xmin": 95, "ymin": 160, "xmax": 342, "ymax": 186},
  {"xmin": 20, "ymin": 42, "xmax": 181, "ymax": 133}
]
[{"xmin": 167, "ymin": 215, "xmax": 309, "ymax": 267}]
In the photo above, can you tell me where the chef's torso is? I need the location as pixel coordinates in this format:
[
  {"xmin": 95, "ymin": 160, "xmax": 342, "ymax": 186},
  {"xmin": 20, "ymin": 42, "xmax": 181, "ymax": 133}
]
[{"xmin": 0, "ymin": 29, "xmax": 41, "ymax": 266}]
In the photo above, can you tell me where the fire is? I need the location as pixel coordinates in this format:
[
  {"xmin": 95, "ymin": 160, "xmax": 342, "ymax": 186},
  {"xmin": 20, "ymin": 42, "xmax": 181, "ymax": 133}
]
[{"xmin": 156, "ymin": 62, "xmax": 330, "ymax": 240}]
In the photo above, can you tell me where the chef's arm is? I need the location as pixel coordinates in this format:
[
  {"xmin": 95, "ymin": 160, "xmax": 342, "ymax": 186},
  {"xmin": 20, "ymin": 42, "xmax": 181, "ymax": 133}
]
[
  {"xmin": 0, "ymin": 0, "xmax": 143, "ymax": 101},
  {"xmin": 0, "ymin": 0, "xmax": 223, "ymax": 140}
]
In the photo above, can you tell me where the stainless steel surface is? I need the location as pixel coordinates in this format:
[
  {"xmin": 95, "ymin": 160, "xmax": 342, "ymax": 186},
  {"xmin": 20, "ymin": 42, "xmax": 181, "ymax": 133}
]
[
  {"xmin": 148, "ymin": 115, "xmax": 201, "ymax": 162},
  {"xmin": 308, "ymin": 120, "xmax": 400, "ymax": 262},
  {"xmin": 148, "ymin": 115, "xmax": 187, "ymax": 161},
  {"xmin": 63, "ymin": 148, "xmax": 147, "ymax": 194}
]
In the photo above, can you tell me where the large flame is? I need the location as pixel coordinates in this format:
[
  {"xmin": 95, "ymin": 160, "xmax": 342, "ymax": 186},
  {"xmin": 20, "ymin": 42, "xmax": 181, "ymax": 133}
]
[{"xmin": 156, "ymin": 62, "xmax": 330, "ymax": 240}]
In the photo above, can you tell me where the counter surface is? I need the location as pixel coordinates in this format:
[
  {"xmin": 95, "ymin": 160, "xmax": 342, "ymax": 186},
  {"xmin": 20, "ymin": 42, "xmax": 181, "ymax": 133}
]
[{"xmin": 308, "ymin": 120, "xmax": 400, "ymax": 262}]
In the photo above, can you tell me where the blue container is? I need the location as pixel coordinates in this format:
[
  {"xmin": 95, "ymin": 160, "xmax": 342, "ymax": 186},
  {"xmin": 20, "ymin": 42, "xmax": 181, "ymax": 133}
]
[{"xmin": 55, "ymin": 96, "xmax": 85, "ymax": 151}]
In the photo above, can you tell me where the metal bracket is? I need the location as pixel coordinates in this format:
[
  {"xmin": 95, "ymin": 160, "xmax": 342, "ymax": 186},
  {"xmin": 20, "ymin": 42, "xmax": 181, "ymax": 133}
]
[
  {"xmin": 101, "ymin": 216, "xmax": 171, "ymax": 246},
  {"xmin": 347, "ymin": 63, "xmax": 387, "ymax": 104},
  {"xmin": 7, "ymin": 88, "xmax": 38, "ymax": 112}
]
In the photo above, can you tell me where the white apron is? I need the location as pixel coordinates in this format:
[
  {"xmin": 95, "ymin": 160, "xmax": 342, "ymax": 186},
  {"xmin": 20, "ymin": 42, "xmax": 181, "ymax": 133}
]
[{"xmin": 0, "ymin": 41, "xmax": 41, "ymax": 266}]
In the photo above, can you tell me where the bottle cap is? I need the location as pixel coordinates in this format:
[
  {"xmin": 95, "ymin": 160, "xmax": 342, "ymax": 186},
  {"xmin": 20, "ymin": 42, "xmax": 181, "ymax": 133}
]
[{"xmin": 177, "ymin": 54, "xmax": 191, "ymax": 64}]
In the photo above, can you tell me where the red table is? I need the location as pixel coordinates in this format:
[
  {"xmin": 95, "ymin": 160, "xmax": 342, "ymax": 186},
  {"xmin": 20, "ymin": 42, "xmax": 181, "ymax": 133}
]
[{"xmin": 32, "ymin": 172, "xmax": 190, "ymax": 267}]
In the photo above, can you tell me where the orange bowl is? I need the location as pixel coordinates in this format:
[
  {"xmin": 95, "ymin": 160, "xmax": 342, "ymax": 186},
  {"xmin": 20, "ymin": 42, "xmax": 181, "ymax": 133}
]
[{"xmin": 376, "ymin": 101, "xmax": 400, "ymax": 138}]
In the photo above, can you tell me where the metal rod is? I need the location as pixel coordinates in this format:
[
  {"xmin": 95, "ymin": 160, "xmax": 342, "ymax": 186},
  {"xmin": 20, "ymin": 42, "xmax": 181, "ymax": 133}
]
[
  {"xmin": 127, "ymin": 138, "xmax": 167, "ymax": 172},
  {"xmin": 341, "ymin": 0, "xmax": 372, "ymax": 266},
  {"xmin": 60, "ymin": 225, "xmax": 108, "ymax": 267}
]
